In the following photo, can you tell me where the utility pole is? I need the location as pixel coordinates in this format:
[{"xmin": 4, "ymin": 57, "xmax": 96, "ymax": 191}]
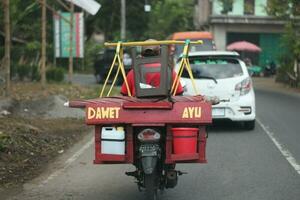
[
  {"xmin": 68, "ymin": 2, "xmax": 74, "ymax": 83},
  {"xmin": 121, "ymin": 0, "xmax": 126, "ymax": 40},
  {"xmin": 41, "ymin": 0, "xmax": 47, "ymax": 87},
  {"xmin": 3, "ymin": 0, "xmax": 11, "ymax": 96}
]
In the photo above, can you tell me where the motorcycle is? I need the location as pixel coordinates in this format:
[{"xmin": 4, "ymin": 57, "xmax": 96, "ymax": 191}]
[{"xmin": 68, "ymin": 40, "xmax": 212, "ymax": 200}]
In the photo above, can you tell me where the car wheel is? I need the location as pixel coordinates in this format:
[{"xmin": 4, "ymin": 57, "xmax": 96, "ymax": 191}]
[{"xmin": 244, "ymin": 120, "xmax": 255, "ymax": 130}]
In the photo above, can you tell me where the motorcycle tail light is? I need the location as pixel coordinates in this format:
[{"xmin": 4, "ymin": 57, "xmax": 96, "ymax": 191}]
[
  {"xmin": 138, "ymin": 129, "xmax": 160, "ymax": 142},
  {"xmin": 235, "ymin": 77, "xmax": 252, "ymax": 96}
]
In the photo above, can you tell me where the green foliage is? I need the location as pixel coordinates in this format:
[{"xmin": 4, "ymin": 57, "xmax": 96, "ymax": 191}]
[
  {"xmin": 146, "ymin": 0, "xmax": 194, "ymax": 39},
  {"xmin": 218, "ymin": 0, "xmax": 235, "ymax": 14},
  {"xmin": 0, "ymin": 133, "xmax": 11, "ymax": 153},
  {"xmin": 31, "ymin": 65, "xmax": 40, "ymax": 81},
  {"xmin": 46, "ymin": 67, "xmax": 65, "ymax": 82},
  {"xmin": 267, "ymin": 0, "xmax": 300, "ymax": 18},
  {"xmin": 268, "ymin": 0, "xmax": 300, "ymax": 84},
  {"xmin": 266, "ymin": 0, "xmax": 290, "ymax": 18},
  {"xmin": 84, "ymin": 40, "xmax": 103, "ymax": 72},
  {"xmin": 86, "ymin": 0, "xmax": 155, "ymax": 41},
  {"xmin": 17, "ymin": 64, "xmax": 31, "ymax": 81}
]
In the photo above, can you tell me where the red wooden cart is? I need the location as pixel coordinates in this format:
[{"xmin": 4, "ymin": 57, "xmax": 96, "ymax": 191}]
[{"xmin": 68, "ymin": 40, "xmax": 212, "ymax": 199}]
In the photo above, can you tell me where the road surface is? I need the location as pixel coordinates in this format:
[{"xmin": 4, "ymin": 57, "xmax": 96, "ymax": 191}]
[{"xmin": 4, "ymin": 83, "xmax": 300, "ymax": 200}]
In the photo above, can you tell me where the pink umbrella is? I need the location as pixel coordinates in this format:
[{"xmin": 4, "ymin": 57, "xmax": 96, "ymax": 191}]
[{"xmin": 226, "ymin": 41, "xmax": 262, "ymax": 52}]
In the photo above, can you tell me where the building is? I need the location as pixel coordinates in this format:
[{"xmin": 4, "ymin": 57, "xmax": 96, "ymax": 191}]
[{"xmin": 194, "ymin": 0, "xmax": 285, "ymax": 66}]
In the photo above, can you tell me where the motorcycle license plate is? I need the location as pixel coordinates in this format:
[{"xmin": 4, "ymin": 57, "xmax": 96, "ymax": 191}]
[{"xmin": 212, "ymin": 108, "xmax": 225, "ymax": 116}]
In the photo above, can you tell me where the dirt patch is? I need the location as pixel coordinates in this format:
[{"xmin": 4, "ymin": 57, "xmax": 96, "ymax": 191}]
[
  {"xmin": 0, "ymin": 117, "xmax": 91, "ymax": 188},
  {"xmin": 7, "ymin": 95, "xmax": 85, "ymax": 119},
  {"xmin": 0, "ymin": 82, "xmax": 97, "ymax": 189}
]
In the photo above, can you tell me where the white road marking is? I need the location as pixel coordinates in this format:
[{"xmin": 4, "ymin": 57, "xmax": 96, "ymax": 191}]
[
  {"xmin": 38, "ymin": 137, "xmax": 94, "ymax": 187},
  {"xmin": 257, "ymin": 118, "xmax": 300, "ymax": 175}
]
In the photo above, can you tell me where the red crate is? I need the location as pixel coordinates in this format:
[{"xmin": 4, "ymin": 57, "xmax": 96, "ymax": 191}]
[
  {"xmin": 94, "ymin": 125, "xmax": 134, "ymax": 164},
  {"xmin": 165, "ymin": 126, "xmax": 207, "ymax": 164}
]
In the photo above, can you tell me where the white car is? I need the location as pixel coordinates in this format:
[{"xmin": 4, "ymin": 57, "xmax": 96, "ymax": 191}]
[{"xmin": 175, "ymin": 51, "xmax": 256, "ymax": 130}]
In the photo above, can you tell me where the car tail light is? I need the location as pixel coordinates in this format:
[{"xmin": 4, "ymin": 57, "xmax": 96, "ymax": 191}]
[
  {"xmin": 235, "ymin": 77, "xmax": 252, "ymax": 96},
  {"xmin": 138, "ymin": 129, "xmax": 160, "ymax": 142}
]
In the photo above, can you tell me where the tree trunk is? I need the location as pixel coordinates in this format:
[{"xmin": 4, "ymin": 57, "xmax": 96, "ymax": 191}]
[
  {"xmin": 3, "ymin": 0, "xmax": 11, "ymax": 96},
  {"xmin": 41, "ymin": 0, "xmax": 47, "ymax": 87}
]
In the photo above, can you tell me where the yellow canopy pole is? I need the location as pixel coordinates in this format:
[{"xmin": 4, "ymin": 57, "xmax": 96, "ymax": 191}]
[
  {"xmin": 171, "ymin": 39, "xmax": 200, "ymax": 95},
  {"xmin": 172, "ymin": 40, "xmax": 190, "ymax": 95},
  {"xmin": 100, "ymin": 53, "xmax": 117, "ymax": 97},
  {"xmin": 171, "ymin": 57, "xmax": 184, "ymax": 93},
  {"xmin": 172, "ymin": 60, "xmax": 185, "ymax": 96},
  {"xmin": 171, "ymin": 41, "xmax": 189, "ymax": 93},
  {"xmin": 107, "ymin": 46, "xmax": 123, "ymax": 97},
  {"xmin": 105, "ymin": 40, "xmax": 203, "ymax": 47},
  {"xmin": 107, "ymin": 66, "xmax": 120, "ymax": 97},
  {"xmin": 184, "ymin": 58, "xmax": 199, "ymax": 95}
]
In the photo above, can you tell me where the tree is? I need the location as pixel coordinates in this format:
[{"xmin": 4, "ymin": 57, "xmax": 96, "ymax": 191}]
[
  {"xmin": 218, "ymin": 0, "xmax": 234, "ymax": 14},
  {"xmin": 2, "ymin": 0, "xmax": 11, "ymax": 96},
  {"xmin": 146, "ymin": 0, "xmax": 194, "ymax": 39},
  {"xmin": 267, "ymin": 0, "xmax": 300, "ymax": 85},
  {"xmin": 85, "ymin": 0, "xmax": 156, "ymax": 41}
]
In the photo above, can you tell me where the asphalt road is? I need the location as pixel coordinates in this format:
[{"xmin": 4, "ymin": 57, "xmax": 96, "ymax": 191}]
[{"xmin": 5, "ymin": 85, "xmax": 300, "ymax": 200}]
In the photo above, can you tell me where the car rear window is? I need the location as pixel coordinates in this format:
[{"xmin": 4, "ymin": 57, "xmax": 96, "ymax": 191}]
[
  {"xmin": 175, "ymin": 39, "xmax": 214, "ymax": 56},
  {"xmin": 181, "ymin": 57, "xmax": 243, "ymax": 79}
]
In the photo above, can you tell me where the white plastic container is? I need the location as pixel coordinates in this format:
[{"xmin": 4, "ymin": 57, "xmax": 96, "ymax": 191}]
[{"xmin": 101, "ymin": 127, "xmax": 125, "ymax": 155}]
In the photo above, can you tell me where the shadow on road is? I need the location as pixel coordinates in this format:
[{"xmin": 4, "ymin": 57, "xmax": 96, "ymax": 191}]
[{"xmin": 208, "ymin": 120, "xmax": 251, "ymax": 133}]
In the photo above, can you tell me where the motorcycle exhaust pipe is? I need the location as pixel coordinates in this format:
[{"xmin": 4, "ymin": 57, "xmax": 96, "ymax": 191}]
[{"xmin": 166, "ymin": 170, "xmax": 178, "ymax": 188}]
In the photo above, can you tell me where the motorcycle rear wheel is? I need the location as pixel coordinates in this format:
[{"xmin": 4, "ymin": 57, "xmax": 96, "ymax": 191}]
[{"xmin": 144, "ymin": 171, "xmax": 158, "ymax": 200}]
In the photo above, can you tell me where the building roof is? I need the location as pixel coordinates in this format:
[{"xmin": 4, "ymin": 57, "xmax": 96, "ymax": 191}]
[{"xmin": 209, "ymin": 15, "xmax": 286, "ymax": 25}]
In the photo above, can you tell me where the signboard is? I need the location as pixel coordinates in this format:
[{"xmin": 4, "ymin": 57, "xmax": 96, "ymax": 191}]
[
  {"xmin": 65, "ymin": 0, "xmax": 101, "ymax": 15},
  {"xmin": 54, "ymin": 12, "xmax": 84, "ymax": 58}
]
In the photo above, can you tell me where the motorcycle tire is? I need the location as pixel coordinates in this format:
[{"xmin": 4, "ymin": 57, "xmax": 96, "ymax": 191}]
[{"xmin": 144, "ymin": 170, "xmax": 158, "ymax": 200}]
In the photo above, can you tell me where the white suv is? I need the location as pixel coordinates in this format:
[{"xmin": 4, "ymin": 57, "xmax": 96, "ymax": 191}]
[{"xmin": 176, "ymin": 51, "xmax": 256, "ymax": 130}]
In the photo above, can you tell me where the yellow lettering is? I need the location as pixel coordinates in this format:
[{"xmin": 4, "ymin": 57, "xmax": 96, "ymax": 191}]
[
  {"xmin": 96, "ymin": 107, "xmax": 102, "ymax": 119},
  {"xmin": 88, "ymin": 107, "xmax": 121, "ymax": 119},
  {"xmin": 115, "ymin": 107, "xmax": 120, "ymax": 118},
  {"xmin": 109, "ymin": 108, "xmax": 114, "ymax": 118},
  {"xmin": 182, "ymin": 107, "xmax": 202, "ymax": 119},
  {"xmin": 195, "ymin": 107, "xmax": 201, "ymax": 118},
  {"xmin": 188, "ymin": 107, "xmax": 195, "ymax": 118},
  {"xmin": 101, "ymin": 107, "xmax": 109, "ymax": 118},
  {"xmin": 87, "ymin": 107, "xmax": 96, "ymax": 119},
  {"xmin": 182, "ymin": 108, "xmax": 189, "ymax": 118}
]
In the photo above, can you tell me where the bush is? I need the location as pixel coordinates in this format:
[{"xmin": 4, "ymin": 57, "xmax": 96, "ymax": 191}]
[
  {"xmin": 17, "ymin": 64, "xmax": 31, "ymax": 81},
  {"xmin": 46, "ymin": 67, "xmax": 65, "ymax": 82},
  {"xmin": 31, "ymin": 65, "xmax": 40, "ymax": 81}
]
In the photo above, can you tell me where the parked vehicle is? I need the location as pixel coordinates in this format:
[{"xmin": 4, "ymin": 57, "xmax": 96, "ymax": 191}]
[
  {"xmin": 175, "ymin": 51, "xmax": 256, "ymax": 130},
  {"xmin": 94, "ymin": 48, "xmax": 132, "ymax": 84},
  {"xmin": 168, "ymin": 31, "xmax": 216, "ymax": 61},
  {"xmin": 263, "ymin": 61, "xmax": 277, "ymax": 77},
  {"xmin": 68, "ymin": 40, "xmax": 213, "ymax": 200},
  {"xmin": 247, "ymin": 65, "xmax": 264, "ymax": 77}
]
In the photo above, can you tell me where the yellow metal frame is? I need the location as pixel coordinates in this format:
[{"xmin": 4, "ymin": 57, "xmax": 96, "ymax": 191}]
[
  {"xmin": 99, "ymin": 42, "xmax": 132, "ymax": 97},
  {"xmin": 99, "ymin": 40, "xmax": 202, "ymax": 97},
  {"xmin": 171, "ymin": 40, "xmax": 199, "ymax": 96}
]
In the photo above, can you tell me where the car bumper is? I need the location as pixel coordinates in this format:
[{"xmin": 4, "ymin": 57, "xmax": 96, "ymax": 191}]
[{"xmin": 211, "ymin": 93, "xmax": 256, "ymax": 121}]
